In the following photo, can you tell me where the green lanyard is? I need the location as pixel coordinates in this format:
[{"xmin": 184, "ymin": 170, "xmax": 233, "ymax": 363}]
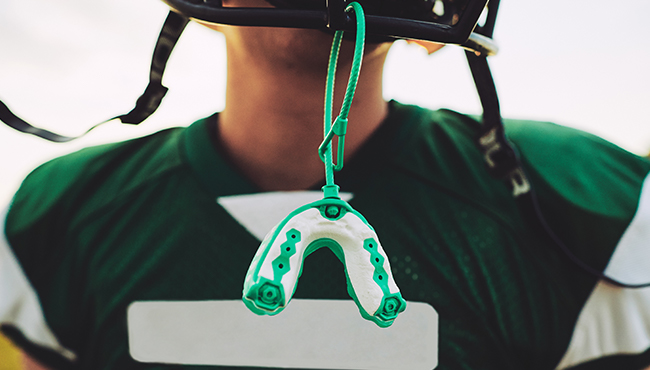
[{"xmin": 319, "ymin": 1, "xmax": 366, "ymax": 199}]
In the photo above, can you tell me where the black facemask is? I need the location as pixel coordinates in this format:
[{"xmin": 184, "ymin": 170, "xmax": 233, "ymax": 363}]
[{"xmin": 265, "ymin": 0, "xmax": 469, "ymax": 26}]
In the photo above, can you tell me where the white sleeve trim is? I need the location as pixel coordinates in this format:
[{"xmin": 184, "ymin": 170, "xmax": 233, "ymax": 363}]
[
  {"xmin": 604, "ymin": 172, "xmax": 650, "ymax": 285},
  {"xmin": 0, "ymin": 205, "xmax": 77, "ymax": 362},
  {"xmin": 555, "ymin": 281, "xmax": 650, "ymax": 369},
  {"xmin": 556, "ymin": 171, "xmax": 650, "ymax": 369}
]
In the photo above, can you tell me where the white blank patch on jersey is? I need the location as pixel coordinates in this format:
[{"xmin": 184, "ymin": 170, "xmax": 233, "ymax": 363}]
[
  {"xmin": 217, "ymin": 191, "xmax": 354, "ymax": 241},
  {"xmin": 127, "ymin": 299, "xmax": 438, "ymax": 370}
]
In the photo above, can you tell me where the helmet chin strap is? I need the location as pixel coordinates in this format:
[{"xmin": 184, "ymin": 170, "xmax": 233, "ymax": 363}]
[
  {"xmin": 0, "ymin": 11, "xmax": 189, "ymax": 142},
  {"xmin": 242, "ymin": 2, "xmax": 407, "ymax": 327}
]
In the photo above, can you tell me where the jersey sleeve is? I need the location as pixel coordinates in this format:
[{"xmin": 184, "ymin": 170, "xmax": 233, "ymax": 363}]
[
  {"xmin": 1, "ymin": 129, "xmax": 187, "ymax": 369},
  {"xmin": 1, "ymin": 202, "xmax": 77, "ymax": 367},
  {"xmin": 0, "ymin": 142, "xmax": 125, "ymax": 367},
  {"xmin": 505, "ymin": 119, "xmax": 650, "ymax": 369}
]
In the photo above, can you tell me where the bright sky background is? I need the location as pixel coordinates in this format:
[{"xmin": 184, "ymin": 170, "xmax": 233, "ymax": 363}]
[{"xmin": 1, "ymin": 0, "xmax": 649, "ymax": 205}]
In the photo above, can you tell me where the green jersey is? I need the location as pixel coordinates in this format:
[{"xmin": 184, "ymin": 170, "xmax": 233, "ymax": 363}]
[{"xmin": 3, "ymin": 101, "xmax": 650, "ymax": 369}]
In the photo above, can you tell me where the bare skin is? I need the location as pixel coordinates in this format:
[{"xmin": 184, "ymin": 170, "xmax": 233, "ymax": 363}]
[
  {"xmin": 21, "ymin": 353, "xmax": 48, "ymax": 370},
  {"xmin": 204, "ymin": 0, "xmax": 393, "ymax": 191}
]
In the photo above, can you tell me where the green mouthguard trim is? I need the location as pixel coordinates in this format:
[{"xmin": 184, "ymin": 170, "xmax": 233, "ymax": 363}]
[{"xmin": 272, "ymin": 229, "xmax": 300, "ymax": 280}]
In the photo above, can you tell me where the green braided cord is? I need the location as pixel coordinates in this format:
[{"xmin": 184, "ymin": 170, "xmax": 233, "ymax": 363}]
[
  {"xmin": 339, "ymin": 2, "xmax": 366, "ymax": 121},
  {"xmin": 321, "ymin": 2, "xmax": 366, "ymax": 189},
  {"xmin": 323, "ymin": 31, "xmax": 343, "ymax": 188}
]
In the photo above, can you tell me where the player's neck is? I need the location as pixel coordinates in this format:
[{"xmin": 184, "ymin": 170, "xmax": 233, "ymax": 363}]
[{"xmin": 216, "ymin": 43, "xmax": 391, "ymax": 192}]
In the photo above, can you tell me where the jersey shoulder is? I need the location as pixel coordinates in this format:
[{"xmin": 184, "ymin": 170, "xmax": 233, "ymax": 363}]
[
  {"xmin": 6, "ymin": 125, "xmax": 188, "ymax": 239},
  {"xmin": 390, "ymin": 102, "xmax": 650, "ymax": 270},
  {"xmin": 504, "ymin": 118, "xmax": 650, "ymax": 218},
  {"xmin": 392, "ymin": 102, "xmax": 650, "ymax": 215},
  {"xmin": 387, "ymin": 104, "xmax": 517, "ymax": 223}
]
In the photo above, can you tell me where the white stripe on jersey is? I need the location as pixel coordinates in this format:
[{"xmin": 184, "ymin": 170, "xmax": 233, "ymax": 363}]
[
  {"xmin": 0, "ymin": 206, "xmax": 77, "ymax": 362},
  {"xmin": 556, "ymin": 172, "xmax": 650, "ymax": 369}
]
